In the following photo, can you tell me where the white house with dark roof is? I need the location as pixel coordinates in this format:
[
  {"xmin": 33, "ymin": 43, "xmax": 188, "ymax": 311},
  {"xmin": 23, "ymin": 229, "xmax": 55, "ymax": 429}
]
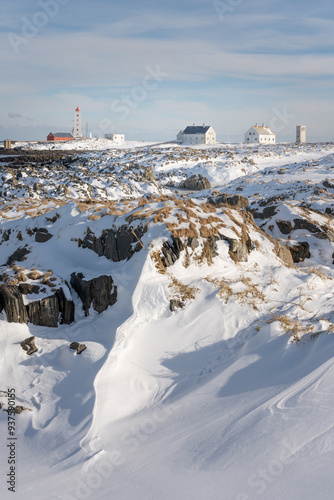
[
  {"xmin": 244, "ymin": 124, "xmax": 276, "ymax": 144},
  {"xmin": 177, "ymin": 125, "xmax": 216, "ymax": 145}
]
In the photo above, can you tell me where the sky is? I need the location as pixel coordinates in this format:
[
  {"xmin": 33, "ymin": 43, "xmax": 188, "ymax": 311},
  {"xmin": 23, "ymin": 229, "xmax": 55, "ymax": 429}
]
[{"xmin": 0, "ymin": 0, "xmax": 333, "ymax": 142}]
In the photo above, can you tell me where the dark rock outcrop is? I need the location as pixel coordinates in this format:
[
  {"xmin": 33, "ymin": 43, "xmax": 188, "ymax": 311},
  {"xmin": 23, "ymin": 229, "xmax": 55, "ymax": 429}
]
[
  {"xmin": 161, "ymin": 236, "xmax": 185, "ymax": 267},
  {"xmin": 0, "ymin": 283, "xmax": 74, "ymax": 327},
  {"xmin": 0, "ymin": 285, "xmax": 28, "ymax": 323},
  {"xmin": 2, "ymin": 230, "xmax": 11, "ymax": 242},
  {"xmin": 288, "ymin": 242, "xmax": 311, "ymax": 263},
  {"xmin": 24, "ymin": 285, "xmax": 74, "ymax": 327},
  {"xmin": 80, "ymin": 225, "xmax": 145, "ymax": 262},
  {"xmin": 179, "ymin": 174, "xmax": 211, "ymax": 191},
  {"xmin": 276, "ymin": 220, "xmax": 293, "ymax": 235},
  {"xmin": 26, "ymin": 296, "xmax": 59, "ymax": 328},
  {"xmin": 323, "ymin": 180, "xmax": 334, "ymax": 189},
  {"xmin": 70, "ymin": 342, "xmax": 87, "ymax": 354},
  {"xmin": 251, "ymin": 205, "xmax": 278, "ymax": 219},
  {"xmin": 70, "ymin": 273, "xmax": 117, "ymax": 316},
  {"xmin": 55, "ymin": 288, "xmax": 75, "ymax": 325},
  {"xmin": 276, "ymin": 218, "xmax": 334, "ymax": 241},
  {"xmin": 35, "ymin": 228, "xmax": 52, "ymax": 243},
  {"xmin": 160, "ymin": 235, "xmax": 219, "ymax": 269},
  {"xmin": 20, "ymin": 336, "xmax": 38, "ymax": 355},
  {"xmin": 6, "ymin": 246, "xmax": 30, "ymax": 266},
  {"xmin": 18, "ymin": 283, "xmax": 40, "ymax": 295},
  {"xmin": 208, "ymin": 193, "xmax": 249, "ymax": 209},
  {"xmin": 293, "ymin": 219, "xmax": 320, "ymax": 234}
]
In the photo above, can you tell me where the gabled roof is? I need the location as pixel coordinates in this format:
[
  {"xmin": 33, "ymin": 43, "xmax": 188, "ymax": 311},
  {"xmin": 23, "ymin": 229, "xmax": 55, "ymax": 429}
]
[
  {"xmin": 183, "ymin": 125, "xmax": 211, "ymax": 135},
  {"xmin": 251, "ymin": 125, "xmax": 275, "ymax": 136},
  {"xmin": 52, "ymin": 133, "xmax": 73, "ymax": 138}
]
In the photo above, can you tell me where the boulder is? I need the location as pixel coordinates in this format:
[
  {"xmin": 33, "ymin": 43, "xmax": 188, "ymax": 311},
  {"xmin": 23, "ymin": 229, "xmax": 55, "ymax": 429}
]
[
  {"xmin": 70, "ymin": 273, "xmax": 117, "ymax": 316},
  {"xmin": 70, "ymin": 342, "xmax": 87, "ymax": 354},
  {"xmin": 35, "ymin": 228, "xmax": 52, "ymax": 243},
  {"xmin": 288, "ymin": 242, "xmax": 311, "ymax": 263},
  {"xmin": 276, "ymin": 220, "xmax": 293, "ymax": 235},
  {"xmin": 188, "ymin": 237, "xmax": 199, "ymax": 250},
  {"xmin": 0, "ymin": 285, "xmax": 28, "ymax": 323},
  {"xmin": 20, "ymin": 336, "xmax": 38, "ymax": 355},
  {"xmin": 179, "ymin": 174, "xmax": 211, "ymax": 191},
  {"xmin": 208, "ymin": 193, "xmax": 249, "ymax": 209},
  {"xmin": 275, "ymin": 244, "xmax": 294, "ymax": 267},
  {"xmin": 222, "ymin": 235, "xmax": 251, "ymax": 263}
]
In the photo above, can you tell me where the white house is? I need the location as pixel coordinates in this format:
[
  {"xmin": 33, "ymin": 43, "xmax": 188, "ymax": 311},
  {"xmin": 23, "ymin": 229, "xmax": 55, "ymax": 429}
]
[
  {"xmin": 244, "ymin": 124, "xmax": 276, "ymax": 144},
  {"xmin": 105, "ymin": 134, "xmax": 125, "ymax": 142},
  {"xmin": 177, "ymin": 125, "xmax": 216, "ymax": 145}
]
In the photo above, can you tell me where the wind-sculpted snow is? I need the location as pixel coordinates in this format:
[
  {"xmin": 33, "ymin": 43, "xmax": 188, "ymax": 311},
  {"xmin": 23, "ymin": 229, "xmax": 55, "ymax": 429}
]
[{"xmin": 1, "ymin": 142, "xmax": 334, "ymax": 499}]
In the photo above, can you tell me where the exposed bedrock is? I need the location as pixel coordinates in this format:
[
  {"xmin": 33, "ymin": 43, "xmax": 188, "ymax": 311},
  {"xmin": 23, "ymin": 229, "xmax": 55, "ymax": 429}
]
[
  {"xmin": 80, "ymin": 225, "xmax": 145, "ymax": 262},
  {"xmin": 70, "ymin": 273, "xmax": 117, "ymax": 316}
]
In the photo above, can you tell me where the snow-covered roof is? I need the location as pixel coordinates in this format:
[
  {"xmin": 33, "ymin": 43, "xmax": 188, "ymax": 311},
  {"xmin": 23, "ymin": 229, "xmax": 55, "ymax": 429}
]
[
  {"xmin": 251, "ymin": 125, "xmax": 275, "ymax": 136},
  {"xmin": 183, "ymin": 126, "xmax": 211, "ymax": 135}
]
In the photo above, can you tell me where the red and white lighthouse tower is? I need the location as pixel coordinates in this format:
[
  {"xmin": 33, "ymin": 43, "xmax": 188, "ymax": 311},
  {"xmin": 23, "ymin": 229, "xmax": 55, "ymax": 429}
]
[{"xmin": 73, "ymin": 107, "xmax": 82, "ymax": 138}]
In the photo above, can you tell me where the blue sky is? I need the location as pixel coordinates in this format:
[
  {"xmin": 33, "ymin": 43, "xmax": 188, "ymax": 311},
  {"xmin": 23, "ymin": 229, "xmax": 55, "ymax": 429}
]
[{"xmin": 0, "ymin": 0, "xmax": 333, "ymax": 142}]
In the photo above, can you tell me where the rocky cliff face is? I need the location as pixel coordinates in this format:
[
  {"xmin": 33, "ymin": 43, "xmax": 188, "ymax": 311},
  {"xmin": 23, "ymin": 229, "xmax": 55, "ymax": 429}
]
[
  {"xmin": 80, "ymin": 225, "xmax": 145, "ymax": 262},
  {"xmin": 0, "ymin": 285, "xmax": 28, "ymax": 323},
  {"xmin": 70, "ymin": 273, "xmax": 117, "ymax": 316},
  {"xmin": 0, "ymin": 284, "xmax": 74, "ymax": 327}
]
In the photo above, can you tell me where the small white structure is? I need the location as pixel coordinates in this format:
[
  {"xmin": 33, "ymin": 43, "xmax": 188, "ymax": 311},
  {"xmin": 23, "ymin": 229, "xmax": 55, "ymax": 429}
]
[
  {"xmin": 73, "ymin": 107, "xmax": 82, "ymax": 138},
  {"xmin": 296, "ymin": 125, "xmax": 306, "ymax": 143},
  {"xmin": 177, "ymin": 125, "xmax": 216, "ymax": 145},
  {"xmin": 105, "ymin": 134, "xmax": 125, "ymax": 142},
  {"xmin": 244, "ymin": 124, "xmax": 276, "ymax": 144}
]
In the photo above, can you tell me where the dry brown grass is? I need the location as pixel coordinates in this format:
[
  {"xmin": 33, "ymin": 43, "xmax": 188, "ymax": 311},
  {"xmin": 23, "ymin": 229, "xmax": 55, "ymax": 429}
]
[
  {"xmin": 206, "ymin": 276, "xmax": 233, "ymax": 302},
  {"xmin": 168, "ymin": 276, "xmax": 199, "ymax": 302},
  {"xmin": 151, "ymin": 250, "xmax": 167, "ymax": 274},
  {"xmin": 307, "ymin": 266, "xmax": 331, "ymax": 282},
  {"xmin": 16, "ymin": 271, "xmax": 27, "ymax": 282},
  {"xmin": 184, "ymin": 247, "xmax": 191, "ymax": 268},
  {"xmin": 206, "ymin": 274, "xmax": 265, "ymax": 310},
  {"xmin": 195, "ymin": 240, "xmax": 214, "ymax": 265},
  {"xmin": 236, "ymin": 276, "xmax": 265, "ymax": 310},
  {"xmin": 168, "ymin": 221, "xmax": 198, "ymax": 240},
  {"xmin": 267, "ymin": 313, "xmax": 314, "ymax": 342}
]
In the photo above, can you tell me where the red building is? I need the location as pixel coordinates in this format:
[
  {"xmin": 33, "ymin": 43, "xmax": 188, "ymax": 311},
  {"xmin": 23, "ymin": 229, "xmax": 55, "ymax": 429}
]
[{"xmin": 47, "ymin": 132, "xmax": 73, "ymax": 142}]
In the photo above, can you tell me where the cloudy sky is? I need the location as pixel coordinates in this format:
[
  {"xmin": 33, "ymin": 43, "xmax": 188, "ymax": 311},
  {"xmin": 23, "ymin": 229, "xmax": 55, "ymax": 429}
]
[{"xmin": 1, "ymin": 0, "xmax": 333, "ymax": 142}]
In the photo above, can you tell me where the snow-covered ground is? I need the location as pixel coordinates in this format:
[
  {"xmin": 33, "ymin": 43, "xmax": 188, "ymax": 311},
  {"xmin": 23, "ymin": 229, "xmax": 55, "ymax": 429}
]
[
  {"xmin": 1, "ymin": 142, "xmax": 334, "ymax": 499},
  {"xmin": 15, "ymin": 137, "xmax": 161, "ymax": 151}
]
